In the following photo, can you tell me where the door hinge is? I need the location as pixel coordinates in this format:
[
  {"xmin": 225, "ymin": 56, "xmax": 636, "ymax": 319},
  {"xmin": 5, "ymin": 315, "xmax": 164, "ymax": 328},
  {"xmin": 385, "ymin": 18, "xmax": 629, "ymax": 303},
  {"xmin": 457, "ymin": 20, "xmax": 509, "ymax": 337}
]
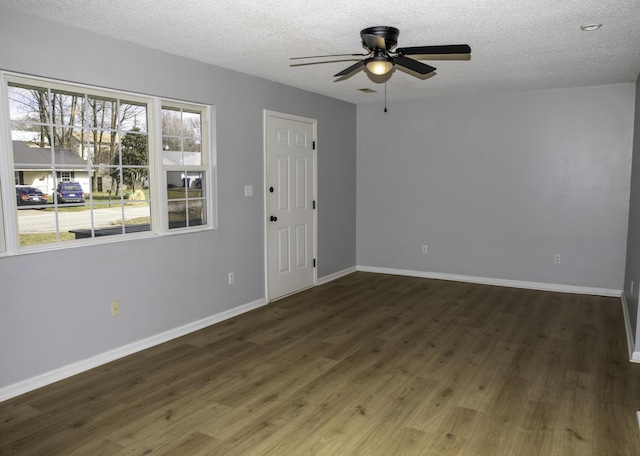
[
  {"xmin": 313, "ymin": 140, "xmax": 316, "ymax": 150},
  {"xmin": 313, "ymin": 200, "xmax": 316, "ymax": 209},
  {"xmin": 313, "ymin": 259, "xmax": 316, "ymax": 268}
]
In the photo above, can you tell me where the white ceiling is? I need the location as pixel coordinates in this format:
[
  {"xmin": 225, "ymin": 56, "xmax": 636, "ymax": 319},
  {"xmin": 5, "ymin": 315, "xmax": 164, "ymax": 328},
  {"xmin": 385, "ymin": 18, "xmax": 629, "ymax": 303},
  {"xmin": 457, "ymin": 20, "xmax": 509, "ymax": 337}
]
[{"xmin": 2, "ymin": 0, "xmax": 640, "ymax": 104}]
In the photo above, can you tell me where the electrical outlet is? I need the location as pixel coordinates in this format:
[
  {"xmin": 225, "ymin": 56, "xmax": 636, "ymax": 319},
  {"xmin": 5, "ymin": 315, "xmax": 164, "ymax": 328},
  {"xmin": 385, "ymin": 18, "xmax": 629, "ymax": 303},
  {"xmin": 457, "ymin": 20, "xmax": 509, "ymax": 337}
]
[
  {"xmin": 422, "ymin": 245, "xmax": 428, "ymax": 254},
  {"xmin": 111, "ymin": 300, "xmax": 120, "ymax": 317},
  {"xmin": 228, "ymin": 272, "xmax": 235, "ymax": 284},
  {"xmin": 554, "ymin": 254, "xmax": 561, "ymax": 265}
]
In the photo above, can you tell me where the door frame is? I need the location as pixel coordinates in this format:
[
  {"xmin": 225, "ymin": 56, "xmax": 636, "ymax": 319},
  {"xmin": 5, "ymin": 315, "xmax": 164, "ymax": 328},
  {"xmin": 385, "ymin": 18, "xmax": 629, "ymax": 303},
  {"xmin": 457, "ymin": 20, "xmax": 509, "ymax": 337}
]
[{"xmin": 263, "ymin": 110, "xmax": 317, "ymax": 302}]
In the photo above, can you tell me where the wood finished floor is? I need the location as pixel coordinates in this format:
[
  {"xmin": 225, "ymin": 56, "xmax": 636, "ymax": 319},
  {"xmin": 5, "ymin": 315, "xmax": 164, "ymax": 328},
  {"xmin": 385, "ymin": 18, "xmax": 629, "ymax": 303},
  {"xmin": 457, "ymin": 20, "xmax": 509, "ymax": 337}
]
[{"xmin": 1, "ymin": 272, "xmax": 640, "ymax": 455}]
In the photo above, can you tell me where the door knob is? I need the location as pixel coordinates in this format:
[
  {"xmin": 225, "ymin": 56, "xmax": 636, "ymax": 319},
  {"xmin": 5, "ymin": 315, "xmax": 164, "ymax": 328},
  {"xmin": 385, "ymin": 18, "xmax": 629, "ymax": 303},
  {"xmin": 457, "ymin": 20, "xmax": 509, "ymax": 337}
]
[{"xmin": 270, "ymin": 215, "xmax": 277, "ymax": 222}]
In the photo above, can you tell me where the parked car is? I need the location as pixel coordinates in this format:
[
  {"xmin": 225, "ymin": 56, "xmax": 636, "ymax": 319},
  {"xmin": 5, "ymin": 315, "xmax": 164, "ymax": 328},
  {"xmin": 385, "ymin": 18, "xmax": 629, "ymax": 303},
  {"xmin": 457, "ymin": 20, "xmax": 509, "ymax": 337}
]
[
  {"xmin": 16, "ymin": 186, "xmax": 48, "ymax": 207},
  {"xmin": 56, "ymin": 182, "xmax": 85, "ymax": 204}
]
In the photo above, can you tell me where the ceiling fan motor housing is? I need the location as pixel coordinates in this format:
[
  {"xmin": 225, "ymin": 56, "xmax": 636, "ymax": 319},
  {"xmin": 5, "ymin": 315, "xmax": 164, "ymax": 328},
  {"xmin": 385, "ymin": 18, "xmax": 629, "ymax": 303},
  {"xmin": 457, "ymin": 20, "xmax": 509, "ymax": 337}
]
[{"xmin": 360, "ymin": 26, "xmax": 399, "ymax": 51}]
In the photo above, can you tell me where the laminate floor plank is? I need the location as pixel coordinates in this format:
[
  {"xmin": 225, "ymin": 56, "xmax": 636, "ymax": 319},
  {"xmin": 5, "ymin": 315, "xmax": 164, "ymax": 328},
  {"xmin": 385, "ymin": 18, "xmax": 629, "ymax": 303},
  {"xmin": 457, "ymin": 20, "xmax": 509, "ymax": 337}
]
[{"xmin": 1, "ymin": 272, "xmax": 639, "ymax": 455}]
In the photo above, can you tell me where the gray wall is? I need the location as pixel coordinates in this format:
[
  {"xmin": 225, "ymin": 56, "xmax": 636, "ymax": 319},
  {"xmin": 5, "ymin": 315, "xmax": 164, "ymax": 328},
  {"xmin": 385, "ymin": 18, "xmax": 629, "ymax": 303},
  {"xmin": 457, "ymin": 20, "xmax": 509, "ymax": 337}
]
[
  {"xmin": 0, "ymin": 9, "xmax": 356, "ymax": 390},
  {"xmin": 624, "ymin": 74, "xmax": 640, "ymax": 348},
  {"xmin": 357, "ymin": 84, "xmax": 635, "ymax": 290}
]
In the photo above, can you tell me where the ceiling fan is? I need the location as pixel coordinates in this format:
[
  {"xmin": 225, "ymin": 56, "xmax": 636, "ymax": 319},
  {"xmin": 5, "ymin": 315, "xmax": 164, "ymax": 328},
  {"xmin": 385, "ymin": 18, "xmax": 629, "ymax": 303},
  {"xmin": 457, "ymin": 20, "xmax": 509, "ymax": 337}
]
[{"xmin": 291, "ymin": 26, "xmax": 471, "ymax": 79}]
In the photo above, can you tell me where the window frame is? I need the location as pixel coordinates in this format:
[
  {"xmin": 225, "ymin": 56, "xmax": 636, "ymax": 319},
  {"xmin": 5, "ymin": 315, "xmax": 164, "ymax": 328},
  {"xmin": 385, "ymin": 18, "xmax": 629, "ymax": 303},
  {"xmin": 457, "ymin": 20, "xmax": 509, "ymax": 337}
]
[
  {"xmin": 159, "ymin": 100, "xmax": 213, "ymax": 233},
  {"xmin": 0, "ymin": 71, "xmax": 216, "ymax": 257}
]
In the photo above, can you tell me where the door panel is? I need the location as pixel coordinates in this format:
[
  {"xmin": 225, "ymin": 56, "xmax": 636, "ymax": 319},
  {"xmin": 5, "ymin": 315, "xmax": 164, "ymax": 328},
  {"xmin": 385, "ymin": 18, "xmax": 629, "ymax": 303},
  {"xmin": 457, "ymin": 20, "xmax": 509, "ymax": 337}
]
[
  {"xmin": 295, "ymin": 224, "xmax": 308, "ymax": 268},
  {"xmin": 277, "ymin": 156, "xmax": 289, "ymax": 211},
  {"xmin": 277, "ymin": 226, "xmax": 291, "ymax": 274},
  {"xmin": 266, "ymin": 113, "xmax": 315, "ymax": 300}
]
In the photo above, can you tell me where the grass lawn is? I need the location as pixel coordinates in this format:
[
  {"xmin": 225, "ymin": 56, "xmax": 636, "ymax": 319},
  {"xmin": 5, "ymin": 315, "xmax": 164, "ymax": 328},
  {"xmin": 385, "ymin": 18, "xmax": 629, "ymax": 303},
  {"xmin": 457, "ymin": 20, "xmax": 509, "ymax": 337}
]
[{"xmin": 20, "ymin": 232, "xmax": 75, "ymax": 246}]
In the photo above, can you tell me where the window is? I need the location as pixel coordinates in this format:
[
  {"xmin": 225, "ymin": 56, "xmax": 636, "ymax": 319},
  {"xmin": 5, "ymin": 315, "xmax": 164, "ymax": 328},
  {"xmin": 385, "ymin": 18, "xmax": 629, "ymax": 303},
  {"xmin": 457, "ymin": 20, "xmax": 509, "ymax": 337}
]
[
  {"xmin": 161, "ymin": 105, "xmax": 208, "ymax": 229},
  {"xmin": 0, "ymin": 73, "xmax": 213, "ymax": 254},
  {"xmin": 59, "ymin": 171, "xmax": 72, "ymax": 182}
]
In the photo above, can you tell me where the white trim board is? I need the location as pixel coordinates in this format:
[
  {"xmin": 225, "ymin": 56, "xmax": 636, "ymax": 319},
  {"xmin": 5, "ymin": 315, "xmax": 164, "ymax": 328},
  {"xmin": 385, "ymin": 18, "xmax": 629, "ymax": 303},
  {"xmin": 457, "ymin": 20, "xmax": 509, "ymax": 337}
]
[
  {"xmin": 317, "ymin": 266, "xmax": 357, "ymax": 286},
  {"xmin": 621, "ymin": 293, "xmax": 640, "ymax": 363},
  {"xmin": 0, "ymin": 298, "xmax": 267, "ymax": 403},
  {"xmin": 357, "ymin": 265, "xmax": 623, "ymax": 297}
]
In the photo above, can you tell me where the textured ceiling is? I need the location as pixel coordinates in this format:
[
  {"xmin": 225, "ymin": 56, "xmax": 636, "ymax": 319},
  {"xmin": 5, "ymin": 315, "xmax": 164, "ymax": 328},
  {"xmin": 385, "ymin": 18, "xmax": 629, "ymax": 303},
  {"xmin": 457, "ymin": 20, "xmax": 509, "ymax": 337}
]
[{"xmin": 2, "ymin": 0, "xmax": 640, "ymax": 104}]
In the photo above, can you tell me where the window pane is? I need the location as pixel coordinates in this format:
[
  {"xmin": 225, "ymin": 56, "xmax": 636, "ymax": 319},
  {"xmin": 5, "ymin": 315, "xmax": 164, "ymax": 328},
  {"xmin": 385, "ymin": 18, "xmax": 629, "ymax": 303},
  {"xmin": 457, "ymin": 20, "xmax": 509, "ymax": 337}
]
[
  {"xmin": 52, "ymin": 91, "xmax": 85, "ymax": 128},
  {"xmin": 52, "ymin": 127, "xmax": 89, "ymax": 165},
  {"xmin": 188, "ymin": 173, "xmax": 204, "ymax": 197},
  {"xmin": 8, "ymin": 84, "xmax": 51, "ymax": 125},
  {"xmin": 183, "ymin": 111, "xmax": 201, "ymax": 136},
  {"xmin": 57, "ymin": 208, "xmax": 92, "ymax": 238},
  {"xmin": 123, "ymin": 204, "xmax": 151, "ymax": 230},
  {"xmin": 188, "ymin": 200, "xmax": 205, "ymax": 226},
  {"xmin": 166, "ymin": 171, "xmax": 187, "ymax": 199},
  {"xmin": 162, "ymin": 108, "xmax": 182, "ymax": 135},
  {"xmin": 93, "ymin": 203, "xmax": 124, "ymax": 236},
  {"xmin": 183, "ymin": 150, "xmax": 201, "ymax": 166},
  {"xmin": 162, "ymin": 136, "xmax": 181, "ymax": 153},
  {"xmin": 11, "ymin": 121, "xmax": 41, "ymax": 144},
  {"xmin": 168, "ymin": 201, "xmax": 187, "ymax": 228},
  {"xmin": 87, "ymin": 97, "xmax": 116, "ymax": 130},
  {"xmin": 185, "ymin": 172, "xmax": 202, "ymax": 193},
  {"xmin": 88, "ymin": 129, "xmax": 117, "ymax": 166},
  {"xmin": 184, "ymin": 138, "xmax": 201, "ymax": 153},
  {"xmin": 162, "ymin": 150, "xmax": 183, "ymax": 166},
  {"xmin": 119, "ymin": 102, "xmax": 147, "ymax": 132},
  {"xmin": 17, "ymin": 210, "xmax": 69, "ymax": 246},
  {"xmin": 120, "ymin": 132, "xmax": 149, "ymax": 169}
]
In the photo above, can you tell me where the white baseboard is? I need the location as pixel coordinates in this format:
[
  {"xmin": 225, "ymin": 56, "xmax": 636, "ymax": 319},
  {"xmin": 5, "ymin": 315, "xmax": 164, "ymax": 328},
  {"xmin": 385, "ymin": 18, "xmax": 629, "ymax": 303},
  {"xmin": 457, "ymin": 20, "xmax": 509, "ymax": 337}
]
[
  {"xmin": 356, "ymin": 265, "xmax": 623, "ymax": 297},
  {"xmin": 317, "ymin": 266, "xmax": 357, "ymax": 285},
  {"xmin": 621, "ymin": 293, "xmax": 640, "ymax": 363},
  {"xmin": 0, "ymin": 297, "xmax": 267, "ymax": 403},
  {"xmin": 637, "ymin": 411, "xmax": 640, "ymax": 431}
]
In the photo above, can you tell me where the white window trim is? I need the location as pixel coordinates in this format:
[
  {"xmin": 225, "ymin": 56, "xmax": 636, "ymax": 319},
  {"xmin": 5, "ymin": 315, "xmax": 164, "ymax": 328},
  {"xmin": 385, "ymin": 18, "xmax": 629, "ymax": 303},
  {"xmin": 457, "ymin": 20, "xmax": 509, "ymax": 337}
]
[
  {"xmin": 157, "ymin": 100, "xmax": 216, "ymax": 234},
  {"xmin": 0, "ymin": 71, "xmax": 216, "ymax": 256}
]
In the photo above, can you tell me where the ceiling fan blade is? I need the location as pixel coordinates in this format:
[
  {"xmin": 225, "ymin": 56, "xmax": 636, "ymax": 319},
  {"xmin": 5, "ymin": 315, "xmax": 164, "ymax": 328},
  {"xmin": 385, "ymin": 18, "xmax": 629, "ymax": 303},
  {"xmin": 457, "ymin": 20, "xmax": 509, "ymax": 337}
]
[
  {"xmin": 396, "ymin": 44, "xmax": 471, "ymax": 55},
  {"xmin": 290, "ymin": 53, "xmax": 367, "ymax": 60},
  {"xmin": 290, "ymin": 58, "xmax": 362, "ymax": 68},
  {"xmin": 394, "ymin": 56, "xmax": 436, "ymax": 75},
  {"xmin": 334, "ymin": 59, "xmax": 366, "ymax": 77}
]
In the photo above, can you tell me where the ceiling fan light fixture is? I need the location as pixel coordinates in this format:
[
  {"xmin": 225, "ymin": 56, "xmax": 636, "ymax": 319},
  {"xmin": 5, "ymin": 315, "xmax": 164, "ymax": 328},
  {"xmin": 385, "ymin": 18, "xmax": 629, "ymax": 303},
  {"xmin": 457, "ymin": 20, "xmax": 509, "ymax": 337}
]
[{"xmin": 366, "ymin": 56, "xmax": 394, "ymax": 75}]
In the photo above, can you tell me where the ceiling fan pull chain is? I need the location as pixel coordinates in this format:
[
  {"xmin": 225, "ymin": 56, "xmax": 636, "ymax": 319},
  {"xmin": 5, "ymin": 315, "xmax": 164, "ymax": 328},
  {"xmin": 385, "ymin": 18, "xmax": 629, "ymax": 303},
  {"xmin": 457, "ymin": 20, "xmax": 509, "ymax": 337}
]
[{"xmin": 384, "ymin": 75, "xmax": 388, "ymax": 113}]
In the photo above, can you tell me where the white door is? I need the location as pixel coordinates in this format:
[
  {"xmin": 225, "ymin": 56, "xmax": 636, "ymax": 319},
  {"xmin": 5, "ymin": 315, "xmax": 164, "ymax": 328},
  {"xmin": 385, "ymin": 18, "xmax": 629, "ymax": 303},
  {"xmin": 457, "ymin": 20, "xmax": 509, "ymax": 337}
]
[{"xmin": 265, "ymin": 111, "xmax": 316, "ymax": 301}]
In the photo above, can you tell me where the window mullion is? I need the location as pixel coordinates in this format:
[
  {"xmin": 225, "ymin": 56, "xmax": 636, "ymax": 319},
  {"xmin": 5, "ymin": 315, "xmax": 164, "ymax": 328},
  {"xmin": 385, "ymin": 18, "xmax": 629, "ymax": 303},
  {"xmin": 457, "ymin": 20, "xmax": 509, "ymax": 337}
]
[
  {"xmin": 0, "ymin": 72, "xmax": 16, "ymax": 254},
  {"xmin": 148, "ymin": 98, "xmax": 165, "ymax": 235}
]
